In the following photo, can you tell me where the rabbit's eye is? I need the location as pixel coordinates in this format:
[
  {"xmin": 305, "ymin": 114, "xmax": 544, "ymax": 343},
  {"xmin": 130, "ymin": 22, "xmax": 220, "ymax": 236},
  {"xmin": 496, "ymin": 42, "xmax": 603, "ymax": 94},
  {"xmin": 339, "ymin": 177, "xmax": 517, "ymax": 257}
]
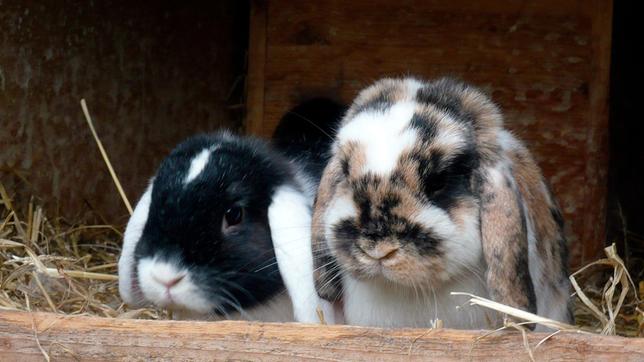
[
  {"xmin": 424, "ymin": 172, "xmax": 447, "ymax": 197},
  {"xmin": 223, "ymin": 206, "xmax": 243, "ymax": 228}
]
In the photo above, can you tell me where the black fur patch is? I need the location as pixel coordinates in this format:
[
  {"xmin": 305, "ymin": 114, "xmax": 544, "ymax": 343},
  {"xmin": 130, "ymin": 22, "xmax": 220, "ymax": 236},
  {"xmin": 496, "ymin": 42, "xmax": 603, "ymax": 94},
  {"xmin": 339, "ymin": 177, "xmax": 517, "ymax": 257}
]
[
  {"xmin": 550, "ymin": 206, "xmax": 565, "ymax": 232},
  {"xmin": 355, "ymin": 86, "xmax": 396, "ymax": 114},
  {"xmin": 416, "ymin": 78, "xmax": 475, "ymax": 124},
  {"xmin": 409, "ymin": 113, "xmax": 438, "ymax": 141},
  {"xmin": 343, "ymin": 174, "xmax": 443, "ymax": 256},
  {"xmin": 413, "ymin": 148, "xmax": 478, "ymax": 210},
  {"xmin": 515, "ymin": 245, "xmax": 538, "ymax": 314},
  {"xmin": 379, "ymin": 194, "xmax": 401, "ymax": 215},
  {"xmin": 272, "ymin": 98, "xmax": 345, "ymax": 180},
  {"xmin": 313, "ymin": 249, "xmax": 343, "ymax": 301},
  {"xmin": 390, "ymin": 171, "xmax": 406, "ymax": 187},
  {"xmin": 341, "ymin": 157, "xmax": 350, "ymax": 177},
  {"xmin": 399, "ymin": 224, "xmax": 441, "ymax": 254},
  {"xmin": 334, "ymin": 219, "xmax": 361, "ymax": 255}
]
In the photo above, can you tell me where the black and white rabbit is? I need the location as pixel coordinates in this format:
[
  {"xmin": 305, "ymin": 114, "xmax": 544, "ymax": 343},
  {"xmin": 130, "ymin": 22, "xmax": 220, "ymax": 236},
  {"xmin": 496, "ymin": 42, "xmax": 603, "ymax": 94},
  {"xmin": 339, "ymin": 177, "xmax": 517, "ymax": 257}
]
[
  {"xmin": 118, "ymin": 99, "xmax": 345, "ymax": 322},
  {"xmin": 310, "ymin": 77, "xmax": 573, "ymax": 330}
]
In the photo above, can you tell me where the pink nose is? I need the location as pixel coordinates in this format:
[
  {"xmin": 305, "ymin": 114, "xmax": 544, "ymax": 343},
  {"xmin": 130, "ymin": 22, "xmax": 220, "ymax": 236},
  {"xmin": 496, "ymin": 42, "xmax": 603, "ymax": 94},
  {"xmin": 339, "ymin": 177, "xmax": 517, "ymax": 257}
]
[
  {"xmin": 153, "ymin": 274, "xmax": 185, "ymax": 289},
  {"xmin": 360, "ymin": 244, "xmax": 399, "ymax": 260}
]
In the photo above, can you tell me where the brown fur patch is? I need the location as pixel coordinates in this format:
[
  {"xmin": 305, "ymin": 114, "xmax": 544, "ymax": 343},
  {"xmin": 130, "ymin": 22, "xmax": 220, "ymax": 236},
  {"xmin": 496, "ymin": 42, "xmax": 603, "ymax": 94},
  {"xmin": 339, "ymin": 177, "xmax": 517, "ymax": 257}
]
[
  {"xmin": 344, "ymin": 78, "xmax": 418, "ymax": 121},
  {"xmin": 447, "ymin": 197, "xmax": 479, "ymax": 229},
  {"xmin": 338, "ymin": 141, "xmax": 366, "ymax": 177},
  {"xmin": 480, "ymin": 163, "xmax": 536, "ymax": 314},
  {"xmin": 311, "ymin": 157, "xmax": 344, "ymax": 301},
  {"xmin": 506, "ymin": 143, "xmax": 568, "ymax": 286},
  {"xmin": 457, "ymin": 82, "xmax": 504, "ymax": 163}
]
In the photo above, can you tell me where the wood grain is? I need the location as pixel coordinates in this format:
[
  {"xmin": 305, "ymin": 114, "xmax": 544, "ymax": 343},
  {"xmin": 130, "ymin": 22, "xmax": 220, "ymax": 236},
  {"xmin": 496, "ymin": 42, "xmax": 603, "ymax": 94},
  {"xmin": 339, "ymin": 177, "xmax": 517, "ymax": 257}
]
[
  {"xmin": 0, "ymin": 310, "xmax": 643, "ymax": 361},
  {"xmin": 246, "ymin": 0, "xmax": 268, "ymax": 135},
  {"xmin": 246, "ymin": 0, "xmax": 614, "ymax": 268},
  {"xmin": 0, "ymin": 2, "xmax": 245, "ymax": 223}
]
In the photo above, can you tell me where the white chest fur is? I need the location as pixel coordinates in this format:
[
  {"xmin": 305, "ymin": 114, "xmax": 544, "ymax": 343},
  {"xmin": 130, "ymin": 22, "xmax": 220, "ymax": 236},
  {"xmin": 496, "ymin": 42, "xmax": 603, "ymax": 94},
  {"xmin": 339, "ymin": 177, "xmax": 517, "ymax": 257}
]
[
  {"xmin": 174, "ymin": 292, "xmax": 295, "ymax": 322},
  {"xmin": 342, "ymin": 265, "xmax": 496, "ymax": 329}
]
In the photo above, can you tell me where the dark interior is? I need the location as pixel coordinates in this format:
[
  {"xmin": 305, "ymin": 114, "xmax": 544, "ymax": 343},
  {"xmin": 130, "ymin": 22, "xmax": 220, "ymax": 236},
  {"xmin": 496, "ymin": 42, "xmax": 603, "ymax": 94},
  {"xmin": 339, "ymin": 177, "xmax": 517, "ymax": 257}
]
[{"xmin": 606, "ymin": 0, "xmax": 643, "ymax": 274}]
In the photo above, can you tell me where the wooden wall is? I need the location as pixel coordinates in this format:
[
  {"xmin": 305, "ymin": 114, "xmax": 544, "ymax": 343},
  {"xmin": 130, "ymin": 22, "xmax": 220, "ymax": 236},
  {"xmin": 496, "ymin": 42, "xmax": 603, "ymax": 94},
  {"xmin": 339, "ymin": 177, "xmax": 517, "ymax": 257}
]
[
  {"xmin": 0, "ymin": 1, "xmax": 247, "ymax": 225},
  {"xmin": 246, "ymin": 0, "xmax": 613, "ymax": 267}
]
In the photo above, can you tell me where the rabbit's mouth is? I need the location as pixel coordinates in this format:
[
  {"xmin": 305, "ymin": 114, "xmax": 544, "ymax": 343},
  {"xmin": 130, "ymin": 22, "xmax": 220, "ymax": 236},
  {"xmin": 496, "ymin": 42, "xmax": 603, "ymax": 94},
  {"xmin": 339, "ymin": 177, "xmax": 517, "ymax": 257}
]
[
  {"xmin": 346, "ymin": 243, "xmax": 448, "ymax": 288},
  {"xmin": 136, "ymin": 257, "xmax": 213, "ymax": 314}
]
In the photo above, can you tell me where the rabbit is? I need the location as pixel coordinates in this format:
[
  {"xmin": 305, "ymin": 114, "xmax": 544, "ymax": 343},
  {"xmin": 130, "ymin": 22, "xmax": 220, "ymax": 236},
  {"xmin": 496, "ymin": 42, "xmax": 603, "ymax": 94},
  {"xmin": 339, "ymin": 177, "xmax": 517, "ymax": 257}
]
[
  {"xmin": 118, "ymin": 98, "xmax": 345, "ymax": 323},
  {"xmin": 310, "ymin": 77, "xmax": 573, "ymax": 330}
]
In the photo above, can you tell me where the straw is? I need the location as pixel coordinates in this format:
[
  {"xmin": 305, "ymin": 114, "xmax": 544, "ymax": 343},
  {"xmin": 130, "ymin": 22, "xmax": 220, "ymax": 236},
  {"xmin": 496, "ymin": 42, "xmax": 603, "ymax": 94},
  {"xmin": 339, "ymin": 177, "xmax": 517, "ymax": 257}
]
[{"xmin": 80, "ymin": 99, "xmax": 133, "ymax": 216}]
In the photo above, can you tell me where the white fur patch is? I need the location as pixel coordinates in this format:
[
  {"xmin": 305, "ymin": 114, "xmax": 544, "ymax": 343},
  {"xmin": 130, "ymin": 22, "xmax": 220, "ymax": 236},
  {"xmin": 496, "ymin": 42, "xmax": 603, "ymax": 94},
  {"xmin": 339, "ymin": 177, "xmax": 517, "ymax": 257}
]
[
  {"xmin": 342, "ymin": 271, "xmax": 492, "ymax": 329},
  {"xmin": 485, "ymin": 163, "xmax": 508, "ymax": 188},
  {"xmin": 413, "ymin": 206, "xmax": 482, "ymax": 280},
  {"xmin": 323, "ymin": 194, "xmax": 358, "ymax": 244},
  {"xmin": 432, "ymin": 121, "xmax": 467, "ymax": 151},
  {"xmin": 405, "ymin": 78, "xmax": 424, "ymax": 97},
  {"xmin": 268, "ymin": 185, "xmax": 334, "ymax": 324},
  {"xmin": 524, "ymin": 192, "xmax": 571, "ymax": 329},
  {"xmin": 118, "ymin": 182, "xmax": 153, "ymax": 306},
  {"xmin": 497, "ymin": 130, "xmax": 521, "ymax": 152},
  {"xmin": 173, "ymin": 292, "xmax": 295, "ymax": 322},
  {"xmin": 337, "ymin": 101, "xmax": 418, "ymax": 175},
  {"xmin": 138, "ymin": 257, "xmax": 213, "ymax": 314},
  {"xmin": 184, "ymin": 148, "xmax": 213, "ymax": 184}
]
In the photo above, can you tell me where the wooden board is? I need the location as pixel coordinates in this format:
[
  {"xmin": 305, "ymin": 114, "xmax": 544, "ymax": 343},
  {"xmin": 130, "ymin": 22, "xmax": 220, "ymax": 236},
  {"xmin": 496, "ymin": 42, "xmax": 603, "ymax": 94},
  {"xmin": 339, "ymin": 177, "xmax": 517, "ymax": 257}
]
[
  {"xmin": 246, "ymin": 0, "xmax": 613, "ymax": 268},
  {"xmin": 0, "ymin": 310, "xmax": 643, "ymax": 361},
  {"xmin": 0, "ymin": 2, "xmax": 246, "ymax": 224}
]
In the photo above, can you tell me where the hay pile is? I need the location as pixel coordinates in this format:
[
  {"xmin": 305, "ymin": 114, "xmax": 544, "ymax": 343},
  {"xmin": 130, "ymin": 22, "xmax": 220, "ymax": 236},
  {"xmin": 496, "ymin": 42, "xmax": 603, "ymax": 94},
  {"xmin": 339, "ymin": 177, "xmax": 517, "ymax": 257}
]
[
  {"xmin": 0, "ymin": 182, "xmax": 165, "ymax": 320},
  {"xmin": 571, "ymin": 244, "xmax": 644, "ymax": 337},
  {"xmin": 0, "ymin": 181, "xmax": 641, "ymax": 336}
]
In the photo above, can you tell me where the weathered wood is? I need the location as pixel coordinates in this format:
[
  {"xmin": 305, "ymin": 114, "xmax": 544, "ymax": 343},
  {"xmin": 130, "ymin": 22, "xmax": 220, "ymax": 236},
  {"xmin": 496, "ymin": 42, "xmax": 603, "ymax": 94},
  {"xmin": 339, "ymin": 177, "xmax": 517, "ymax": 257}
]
[
  {"xmin": 582, "ymin": 0, "xmax": 613, "ymax": 264},
  {"xmin": 245, "ymin": 0, "xmax": 268, "ymax": 135},
  {"xmin": 0, "ymin": 2, "xmax": 245, "ymax": 222},
  {"xmin": 246, "ymin": 0, "xmax": 613, "ymax": 268},
  {"xmin": 0, "ymin": 310, "xmax": 642, "ymax": 361}
]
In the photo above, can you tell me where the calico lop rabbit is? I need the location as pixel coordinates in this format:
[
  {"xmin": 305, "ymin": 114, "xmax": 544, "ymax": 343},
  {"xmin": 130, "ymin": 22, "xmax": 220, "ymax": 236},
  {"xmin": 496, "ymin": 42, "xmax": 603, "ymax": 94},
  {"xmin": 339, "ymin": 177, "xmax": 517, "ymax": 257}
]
[
  {"xmin": 118, "ymin": 99, "xmax": 344, "ymax": 322},
  {"xmin": 310, "ymin": 77, "xmax": 572, "ymax": 330}
]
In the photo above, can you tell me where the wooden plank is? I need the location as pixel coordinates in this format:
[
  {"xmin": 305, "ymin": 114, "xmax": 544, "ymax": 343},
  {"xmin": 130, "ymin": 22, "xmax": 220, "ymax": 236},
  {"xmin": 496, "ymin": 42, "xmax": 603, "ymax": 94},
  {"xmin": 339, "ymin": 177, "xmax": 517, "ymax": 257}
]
[
  {"xmin": 248, "ymin": 0, "xmax": 613, "ymax": 268},
  {"xmin": 581, "ymin": 0, "xmax": 613, "ymax": 263},
  {"xmin": 245, "ymin": 0, "xmax": 268, "ymax": 136},
  {"xmin": 0, "ymin": 310, "xmax": 643, "ymax": 361}
]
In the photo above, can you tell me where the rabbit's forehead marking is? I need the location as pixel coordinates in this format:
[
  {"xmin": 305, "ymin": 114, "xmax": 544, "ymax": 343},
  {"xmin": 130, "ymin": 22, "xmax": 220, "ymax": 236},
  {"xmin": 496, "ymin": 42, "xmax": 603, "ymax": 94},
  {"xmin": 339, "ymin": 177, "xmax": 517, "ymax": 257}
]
[
  {"xmin": 183, "ymin": 146, "xmax": 218, "ymax": 185},
  {"xmin": 337, "ymin": 101, "xmax": 419, "ymax": 175},
  {"xmin": 338, "ymin": 108, "xmax": 470, "ymax": 185},
  {"xmin": 346, "ymin": 77, "xmax": 423, "ymax": 119}
]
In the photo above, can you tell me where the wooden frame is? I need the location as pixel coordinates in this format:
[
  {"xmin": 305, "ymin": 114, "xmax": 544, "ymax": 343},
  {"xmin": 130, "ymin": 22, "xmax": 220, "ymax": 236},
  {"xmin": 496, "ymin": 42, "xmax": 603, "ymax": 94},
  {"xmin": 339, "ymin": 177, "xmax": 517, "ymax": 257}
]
[{"xmin": 1, "ymin": 310, "xmax": 642, "ymax": 360}]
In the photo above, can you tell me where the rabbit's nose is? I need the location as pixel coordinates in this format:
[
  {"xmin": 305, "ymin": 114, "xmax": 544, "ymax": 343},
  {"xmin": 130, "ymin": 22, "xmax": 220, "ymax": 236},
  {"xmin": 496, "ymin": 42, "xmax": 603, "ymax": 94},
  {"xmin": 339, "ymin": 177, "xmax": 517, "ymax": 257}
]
[
  {"xmin": 360, "ymin": 243, "xmax": 399, "ymax": 261},
  {"xmin": 153, "ymin": 274, "xmax": 185, "ymax": 289}
]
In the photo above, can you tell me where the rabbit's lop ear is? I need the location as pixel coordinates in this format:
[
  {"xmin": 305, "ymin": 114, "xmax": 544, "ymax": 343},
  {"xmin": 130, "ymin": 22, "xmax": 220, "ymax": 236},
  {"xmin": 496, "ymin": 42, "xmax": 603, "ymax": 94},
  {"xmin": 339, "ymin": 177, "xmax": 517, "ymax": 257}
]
[
  {"xmin": 118, "ymin": 182, "xmax": 154, "ymax": 307},
  {"xmin": 311, "ymin": 157, "xmax": 344, "ymax": 302},
  {"xmin": 479, "ymin": 163, "xmax": 537, "ymax": 317}
]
